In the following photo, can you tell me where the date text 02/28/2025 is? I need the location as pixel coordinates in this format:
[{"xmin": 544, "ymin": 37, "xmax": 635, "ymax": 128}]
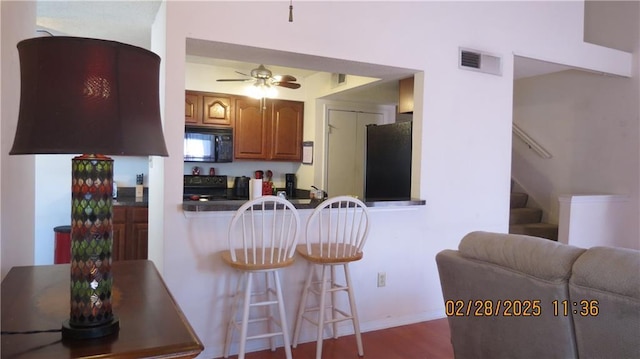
[{"xmin": 444, "ymin": 299, "xmax": 599, "ymax": 317}]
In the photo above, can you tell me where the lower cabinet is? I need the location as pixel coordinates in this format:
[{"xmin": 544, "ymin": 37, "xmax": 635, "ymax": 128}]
[{"xmin": 112, "ymin": 206, "xmax": 148, "ymax": 261}]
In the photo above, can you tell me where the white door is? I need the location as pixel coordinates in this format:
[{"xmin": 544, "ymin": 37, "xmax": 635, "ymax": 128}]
[{"xmin": 327, "ymin": 109, "xmax": 383, "ymax": 198}]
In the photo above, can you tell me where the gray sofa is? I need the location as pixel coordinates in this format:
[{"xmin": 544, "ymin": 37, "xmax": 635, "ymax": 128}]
[{"xmin": 436, "ymin": 231, "xmax": 640, "ymax": 359}]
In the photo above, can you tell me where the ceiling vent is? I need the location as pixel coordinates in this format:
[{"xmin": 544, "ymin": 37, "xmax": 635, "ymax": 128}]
[
  {"xmin": 331, "ymin": 73, "xmax": 347, "ymax": 88},
  {"xmin": 459, "ymin": 47, "xmax": 502, "ymax": 76}
]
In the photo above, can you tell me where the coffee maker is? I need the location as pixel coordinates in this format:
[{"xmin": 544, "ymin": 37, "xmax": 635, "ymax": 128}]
[
  {"xmin": 285, "ymin": 173, "xmax": 296, "ymax": 198},
  {"xmin": 233, "ymin": 176, "xmax": 250, "ymax": 199}
]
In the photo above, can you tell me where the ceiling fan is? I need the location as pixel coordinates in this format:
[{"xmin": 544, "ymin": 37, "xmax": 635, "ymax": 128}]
[{"xmin": 216, "ymin": 64, "xmax": 301, "ymax": 90}]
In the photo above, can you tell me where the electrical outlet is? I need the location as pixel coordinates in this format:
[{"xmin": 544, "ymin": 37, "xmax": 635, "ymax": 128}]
[{"xmin": 377, "ymin": 272, "xmax": 386, "ymax": 287}]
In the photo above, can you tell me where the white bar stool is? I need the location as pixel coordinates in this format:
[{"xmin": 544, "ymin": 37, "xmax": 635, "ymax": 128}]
[
  {"xmin": 222, "ymin": 196, "xmax": 301, "ymax": 359},
  {"xmin": 292, "ymin": 196, "xmax": 371, "ymax": 358}
]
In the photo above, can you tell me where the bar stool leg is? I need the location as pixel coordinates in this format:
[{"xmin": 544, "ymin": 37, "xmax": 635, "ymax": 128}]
[
  {"xmin": 264, "ymin": 272, "xmax": 276, "ymax": 352},
  {"xmin": 273, "ymin": 271, "xmax": 293, "ymax": 359},
  {"xmin": 224, "ymin": 272, "xmax": 244, "ymax": 358},
  {"xmin": 344, "ymin": 264, "xmax": 364, "ymax": 356},
  {"xmin": 316, "ymin": 265, "xmax": 329, "ymax": 359},
  {"xmin": 292, "ymin": 263, "xmax": 313, "ymax": 347},
  {"xmin": 330, "ymin": 265, "xmax": 338, "ymax": 339},
  {"xmin": 238, "ymin": 272, "xmax": 254, "ymax": 359}
]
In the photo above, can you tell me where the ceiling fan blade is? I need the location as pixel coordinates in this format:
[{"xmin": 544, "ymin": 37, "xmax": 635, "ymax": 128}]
[
  {"xmin": 235, "ymin": 70, "xmax": 251, "ymax": 77},
  {"xmin": 217, "ymin": 78, "xmax": 252, "ymax": 82},
  {"xmin": 274, "ymin": 82, "xmax": 301, "ymax": 89},
  {"xmin": 274, "ymin": 74, "xmax": 297, "ymax": 82}
]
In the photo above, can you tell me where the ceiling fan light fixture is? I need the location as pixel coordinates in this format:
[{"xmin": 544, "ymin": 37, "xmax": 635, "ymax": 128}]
[
  {"xmin": 246, "ymin": 79, "xmax": 277, "ymax": 99},
  {"xmin": 217, "ymin": 64, "xmax": 300, "ymax": 93}
]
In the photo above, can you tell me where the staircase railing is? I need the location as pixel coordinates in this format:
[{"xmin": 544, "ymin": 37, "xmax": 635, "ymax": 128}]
[{"xmin": 512, "ymin": 123, "xmax": 552, "ymax": 159}]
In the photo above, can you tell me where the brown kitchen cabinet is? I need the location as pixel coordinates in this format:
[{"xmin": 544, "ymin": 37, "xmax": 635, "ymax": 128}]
[
  {"xmin": 234, "ymin": 97, "xmax": 304, "ymax": 161},
  {"xmin": 185, "ymin": 91, "xmax": 202, "ymax": 125},
  {"xmin": 112, "ymin": 206, "xmax": 148, "ymax": 261},
  {"xmin": 185, "ymin": 90, "xmax": 233, "ymax": 127},
  {"xmin": 398, "ymin": 76, "xmax": 414, "ymax": 114}
]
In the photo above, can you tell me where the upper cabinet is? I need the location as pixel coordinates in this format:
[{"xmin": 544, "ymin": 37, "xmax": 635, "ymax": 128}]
[
  {"xmin": 270, "ymin": 100, "xmax": 304, "ymax": 161},
  {"xmin": 234, "ymin": 97, "xmax": 267, "ymax": 159},
  {"xmin": 234, "ymin": 98, "xmax": 304, "ymax": 161},
  {"xmin": 185, "ymin": 91, "xmax": 202, "ymax": 124},
  {"xmin": 398, "ymin": 77, "xmax": 414, "ymax": 114},
  {"xmin": 186, "ymin": 90, "xmax": 304, "ymax": 162},
  {"xmin": 185, "ymin": 91, "xmax": 233, "ymax": 127}
]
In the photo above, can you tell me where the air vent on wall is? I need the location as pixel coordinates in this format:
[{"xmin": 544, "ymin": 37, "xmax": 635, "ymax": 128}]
[{"xmin": 459, "ymin": 47, "xmax": 502, "ymax": 76}]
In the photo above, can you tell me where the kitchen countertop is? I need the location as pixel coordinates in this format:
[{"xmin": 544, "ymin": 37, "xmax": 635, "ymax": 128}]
[
  {"xmin": 113, "ymin": 196, "xmax": 149, "ymax": 207},
  {"xmin": 113, "ymin": 187, "xmax": 149, "ymax": 206},
  {"xmin": 182, "ymin": 198, "xmax": 425, "ymax": 212},
  {"xmin": 113, "ymin": 195, "xmax": 425, "ymax": 210}
]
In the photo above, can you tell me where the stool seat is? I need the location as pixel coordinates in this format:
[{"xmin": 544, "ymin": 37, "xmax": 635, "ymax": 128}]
[
  {"xmin": 295, "ymin": 244, "xmax": 363, "ymax": 264},
  {"xmin": 222, "ymin": 249, "xmax": 295, "ymax": 271}
]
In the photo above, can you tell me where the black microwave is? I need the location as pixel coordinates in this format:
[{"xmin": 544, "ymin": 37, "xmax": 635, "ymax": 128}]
[{"xmin": 184, "ymin": 127, "xmax": 233, "ymax": 162}]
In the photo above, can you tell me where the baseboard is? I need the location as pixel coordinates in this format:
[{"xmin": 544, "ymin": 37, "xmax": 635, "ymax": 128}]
[
  {"xmin": 207, "ymin": 310, "xmax": 448, "ymax": 358},
  {"xmin": 294, "ymin": 309, "xmax": 446, "ymax": 345},
  {"xmin": 359, "ymin": 310, "xmax": 446, "ymax": 333}
]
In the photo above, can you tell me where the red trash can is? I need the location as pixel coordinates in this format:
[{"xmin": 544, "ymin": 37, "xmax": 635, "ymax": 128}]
[{"xmin": 54, "ymin": 225, "xmax": 71, "ymax": 264}]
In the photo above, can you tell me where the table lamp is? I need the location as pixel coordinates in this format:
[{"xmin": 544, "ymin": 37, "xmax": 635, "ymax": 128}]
[{"xmin": 9, "ymin": 37, "xmax": 168, "ymax": 339}]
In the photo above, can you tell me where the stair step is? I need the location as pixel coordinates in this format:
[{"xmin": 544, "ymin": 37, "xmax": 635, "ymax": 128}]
[
  {"xmin": 509, "ymin": 207, "xmax": 542, "ymax": 225},
  {"xmin": 510, "ymin": 192, "xmax": 528, "ymax": 209},
  {"xmin": 509, "ymin": 223, "xmax": 559, "ymax": 241}
]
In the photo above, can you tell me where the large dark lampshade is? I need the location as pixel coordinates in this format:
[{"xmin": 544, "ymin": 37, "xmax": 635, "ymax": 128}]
[
  {"xmin": 10, "ymin": 36, "xmax": 167, "ymax": 156},
  {"xmin": 10, "ymin": 37, "xmax": 168, "ymax": 340}
]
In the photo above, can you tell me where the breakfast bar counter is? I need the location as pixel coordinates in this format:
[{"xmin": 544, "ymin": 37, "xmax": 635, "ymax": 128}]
[{"xmin": 182, "ymin": 197, "xmax": 426, "ymax": 212}]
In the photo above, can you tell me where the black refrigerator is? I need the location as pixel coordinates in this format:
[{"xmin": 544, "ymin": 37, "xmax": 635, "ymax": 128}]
[{"xmin": 365, "ymin": 122, "xmax": 412, "ymax": 200}]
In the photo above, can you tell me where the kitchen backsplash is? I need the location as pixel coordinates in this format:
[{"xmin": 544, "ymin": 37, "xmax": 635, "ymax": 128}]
[
  {"xmin": 184, "ymin": 161, "xmax": 301, "ymax": 188},
  {"xmin": 111, "ymin": 156, "xmax": 303, "ymax": 190},
  {"xmin": 113, "ymin": 156, "xmax": 148, "ymax": 186}
]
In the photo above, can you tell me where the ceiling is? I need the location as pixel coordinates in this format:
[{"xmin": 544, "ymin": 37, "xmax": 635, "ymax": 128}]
[
  {"xmin": 34, "ymin": 1, "xmax": 589, "ymax": 91},
  {"xmin": 36, "ymin": 1, "xmax": 161, "ymax": 49}
]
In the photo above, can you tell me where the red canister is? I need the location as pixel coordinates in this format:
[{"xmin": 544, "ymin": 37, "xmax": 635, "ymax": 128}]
[{"xmin": 262, "ymin": 181, "xmax": 273, "ymax": 195}]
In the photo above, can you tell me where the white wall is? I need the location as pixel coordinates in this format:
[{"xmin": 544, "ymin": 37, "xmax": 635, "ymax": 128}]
[
  {"xmin": 512, "ymin": 68, "xmax": 639, "ymax": 245},
  {"xmin": 511, "ymin": 1, "xmax": 639, "ymax": 248},
  {"xmin": 152, "ymin": 2, "xmax": 631, "ymax": 358},
  {"xmin": 558, "ymin": 195, "xmax": 635, "ymax": 249},
  {"xmin": 1, "ymin": 1, "xmax": 37, "ymax": 278},
  {"xmin": 148, "ymin": 0, "xmax": 167, "ymax": 275}
]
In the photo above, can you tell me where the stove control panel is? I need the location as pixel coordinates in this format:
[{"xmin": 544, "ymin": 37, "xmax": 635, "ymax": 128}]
[{"xmin": 184, "ymin": 175, "xmax": 228, "ymax": 188}]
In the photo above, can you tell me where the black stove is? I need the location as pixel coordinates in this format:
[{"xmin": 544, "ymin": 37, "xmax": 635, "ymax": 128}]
[{"xmin": 183, "ymin": 175, "xmax": 228, "ymax": 201}]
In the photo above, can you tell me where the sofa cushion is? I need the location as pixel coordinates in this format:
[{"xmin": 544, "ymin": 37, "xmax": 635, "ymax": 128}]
[
  {"xmin": 569, "ymin": 246, "xmax": 640, "ymax": 359},
  {"xmin": 459, "ymin": 231, "xmax": 585, "ymax": 282},
  {"xmin": 570, "ymin": 246, "xmax": 640, "ymax": 298}
]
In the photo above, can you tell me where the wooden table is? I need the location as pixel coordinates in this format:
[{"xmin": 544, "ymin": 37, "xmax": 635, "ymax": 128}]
[{"xmin": 1, "ymin": 260, "xmax": 203, "ymax": 358}]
